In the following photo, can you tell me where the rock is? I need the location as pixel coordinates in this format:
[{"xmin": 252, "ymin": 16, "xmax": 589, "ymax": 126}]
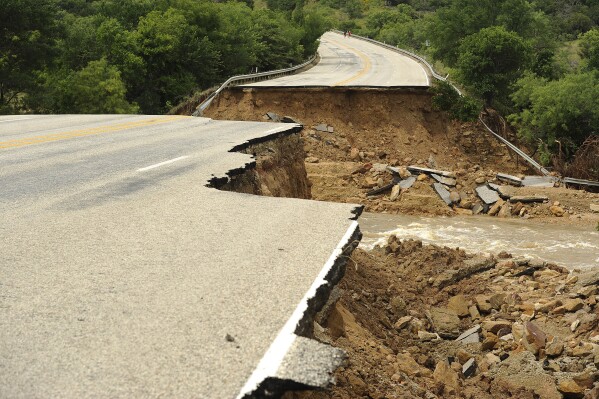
[
  {"xmin": 429, "ymin": 307, "xmax": 461, "ymax": 338},
  {"xmin": 497, "ymin": 202, "xmax": 511, "ymax": 217},
  {"xmin": 489, "ymin": 293, "xmax": 507, "ymax": 310},
  {"xmin": 417, "ymin": 173, "xmax": 428, "ymax": 181},
  {"xmin": 475, "ymin": 295, "xmax": 493, "ymax": 314},
  {"xmin": 482, "ymin": 320, "xmax": 512, "ymax": 335},
  {"xmin": 482, "ymin": 334, "xmax": 499, "ymax": 350},
  {"xmin": 545, "ymin": 336, "xmax": 564, "ymax": 357},
  {"xmin": 524, "ymin": 321, "xmax": 546, "ymax": 355},
  {"xmin": 469, "ymin": 305, "xmax": 481, "ymax": 320},
  {"xmin": 475, "ymin": 177, "xmax": 486, "ymax": 184},
  {"xmin": 389, "ymin": 184, "xmax": 401, "ymax": 201},
  {"xmin": 305, "ymin": 156, "xmax": 319, "ymax": 163},
  {"xmin": 557, "ymin": 379, "xmax": 584, "ymax": 397},
  {"xmin": 472, "ymin": 204, "xmax": 484, "ymax": 215},
  {"xmin": 447, "ymin": 294, "xmax": 470, "ymax": 317},
  {"xmin": 394, "ymin": 316, "xmax": 413, "ymax": 330},
  {"xmin": 488, "ymin": 199, "xmax": 505, "ymax": 216},
  {"xmin": 572, "ymin": 371, "xmax": 595, "ymax": 389},
  {"xmin": 563, "ymin": 298, "xmax": 585, "ymax": 313},
  {"xmin": 456, "ymin": 325, "xmax": 481, "ymax": 344},
  {"xmin": 572, "ymin": 342, "xmax": 594, "ymax": 357},
  {"xmin": 550, "ymin": 205, "xmax": 565, "ymax": 217},
  {"xmin": 434, "ymin": 257, "xmax": 496, "ymax": 289},
  {"xmin": 462, "ymin": 358, "xmax": 476, "ymax": 378},
  {"xmin": 396, "ymin": 352, "xmax": 431, "ymax": 377},
  {"xmin": 349, "ymin": 147, "xmax": 360, "ymax": 160},
  {"xmin": 576, "ymin": 270, "xmax": 599, "ymax": 287},
  {"xmin": 390, "ymin": 296, "xmax": 407, "ymax": 316},
  {"xmin": 347, "ymin": 373, "xmax": 368, "ymax": 395},
  {"xmin": 449, "ymin": 190, "xmax": 461, "ymax": 204},
  {"xmin": 433, "ymin": 361, "xmax": 460, "ymax": 396},
  {"xmin": 418, "ymin": 330, "xmax": 441, "ymax": 341},
  {"xmin": 535, "ymin": 299, "xmax": 562, "ymax": 313},
  {"xmin": 512, "ymin": 322, "xmax": 525, "ymax": 342}
]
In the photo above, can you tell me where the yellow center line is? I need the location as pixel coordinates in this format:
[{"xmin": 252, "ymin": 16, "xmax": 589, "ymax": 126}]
[
  {"xmin": 0, "ymin": 116, "xmax": 187, "ymax": 150},
  {"xmin": 328, "ymin": 38, "xmax": 373, "ymax": 86}
]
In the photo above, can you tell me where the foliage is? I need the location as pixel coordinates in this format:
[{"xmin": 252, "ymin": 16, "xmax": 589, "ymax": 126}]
[
  {"xmin": 0, "ymin": 0, "xmax": 323, "ymax": 115},
  {"xmin": 509, "ymin": 71, "xmax": 599, "ymax": 162},
  {"xmin": 430, "ymin": 80, "xmax": 481, "ymax": 122},
  {"xmin": 456, "ymin": 26, "xmax": 530, "ymax": 106},
  {"xmin": 580, "ymin": 28, "xmax": 599, "ymax": 70},
  {"xmin": 0, "ymin": 0, "xmax": 59, "ymax": 113}
]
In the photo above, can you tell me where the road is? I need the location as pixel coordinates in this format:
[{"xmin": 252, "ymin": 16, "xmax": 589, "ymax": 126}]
[
  {"xmin": 0, "ymin": 115, "xmax": 359, "ymax": 398},
  {"xmin": 242, "ymin": 31, "xmax": 430, "ymax": 88}
]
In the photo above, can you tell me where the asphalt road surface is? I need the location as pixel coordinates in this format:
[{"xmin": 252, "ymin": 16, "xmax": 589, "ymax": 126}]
[
  {"xmin": 0, "ymin": 115, "xmax": 359, "ymax": 398},
  {"xmin": 242, "ymin": 31, "xmax": 430, "ymax": 88}
]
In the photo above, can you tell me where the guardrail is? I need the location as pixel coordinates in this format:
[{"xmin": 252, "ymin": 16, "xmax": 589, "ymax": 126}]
[
  {"xmin": 332, "ymin": 30, "xmax": 462, "ymax": 95},
  {"xmin": 193, "ymin": 54, "xmax": 318, "ymax": 116},
  {"xmin": 341, "ymin": 31, "xmax": 561, "ymax": 176}
]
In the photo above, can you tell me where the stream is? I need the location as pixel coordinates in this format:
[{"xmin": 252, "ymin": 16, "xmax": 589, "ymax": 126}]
[{"xmin": 358, "ymin": 212, "xmax": 599, "ymax": 270}]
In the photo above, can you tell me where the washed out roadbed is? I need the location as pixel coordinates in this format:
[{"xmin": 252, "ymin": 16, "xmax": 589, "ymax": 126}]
[{"xmin": 285, "ymin": 238, "xmax": 599, "ymax": 399}]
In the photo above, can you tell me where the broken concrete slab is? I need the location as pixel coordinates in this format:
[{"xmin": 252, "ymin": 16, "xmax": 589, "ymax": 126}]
[
  {"xmin": 434, "ymin": 256, "xmax": 496, "ymax": 288},
  {"xmin": 432, "ymin": 182, "xmax": 453, "ymax": 206},
  {"xmin": 315, "ymin": 124, "xmax": 328, "ymax": 132},
  {"xmin": 398, "ymin": 176, "xmax": 416, "ymax": 189},
  {"xmin": 431, "ymin": 173, "xmax": 457, "ymax": 187},
  {"xmin": 266, "ymin": 112, "xmax": 281, "ymax": 122},
  {"xmin": 509, "ymin": 195, "xmax": 549, "ymax": 204},
  {"xmin": 327, "ymin": 126, "xmax": 334, "ymax": 133},
  {"xmin": 456, "ymin": 325, "xmax": 481, "ymax": 344},
  {"xmin": 366, "ymin": 178, "xmax": 401, "ymax": 197},
  {"xmin": 521, "ymin": 176, "xmax": 556, "ymax": 187},
  {"xmin": 496, "ymin": 173, "xmax": 523, "ymax": 186},
  {"xmin": 407, "ymin": 165, "xmax": 454, "ymax": 178},
  {"xmin": 475, "ymin": 185, "xmax": 500, "ymax": 205}
]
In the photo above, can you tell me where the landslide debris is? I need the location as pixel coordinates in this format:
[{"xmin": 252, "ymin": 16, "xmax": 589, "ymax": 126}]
[
  {"xmin": 284, "ymin": 237, "xmax": 599, "ymax": 399},
  {"xmin": 204, "ymin": 87, "xmax": 599, "ymax": 223}
]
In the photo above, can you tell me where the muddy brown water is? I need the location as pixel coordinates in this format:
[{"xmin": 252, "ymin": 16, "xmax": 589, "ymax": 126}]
[{"xmin": 359, "ymin": 212, "xmax": 599, "ymax": 270}]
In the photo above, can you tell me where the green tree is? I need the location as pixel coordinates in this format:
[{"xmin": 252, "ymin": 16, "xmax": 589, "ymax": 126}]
[
  {"xmin": 509, "ymin": 71, "xmax": 599, "ymax": 162},
  {"xmin": 0, "ymin": 0, "xmax": 58, "ymax": 113},
  {"xmin": 457, "ymin": 26, "xmax": 530, "ymax": 106},
  {"xmin": 428, "ymin": 0, "xmax": 538, "ymax": 66},
  {"xmin": 69, "ymin": 58, "xmax": 139, "ymax": 113},
  {"xmin": 580, "ymin": 28, "xmax": 599, "ymax": 70}
]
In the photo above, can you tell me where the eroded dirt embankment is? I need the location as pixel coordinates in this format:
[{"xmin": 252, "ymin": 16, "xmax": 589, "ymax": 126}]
[
  {"xmin": 203, "ymin": 88, "xmax": 599, "ymax": 398},
  {"xmin": 210, "ymin": 132, "xmax": 312, "ymax": 199}
]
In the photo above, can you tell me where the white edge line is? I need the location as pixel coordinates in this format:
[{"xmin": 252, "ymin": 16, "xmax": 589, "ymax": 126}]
[
  {"xmin": 236, "ymin": 219, "xmax": 360, "ymax": 398},
  {"xmin": 0, "ymin": 117, "xmax": 35, "ymax": 123},
  {"xmin": 137, "ymin": 155, "xmax": 189, "ymax": 172}
]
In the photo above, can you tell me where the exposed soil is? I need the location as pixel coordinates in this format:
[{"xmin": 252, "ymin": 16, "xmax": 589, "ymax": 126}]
[
  {"xmin": 202, "ymin": 87, "xmax": 599, "ymax": 398},
  {"xmin": 285, "ymin": 239, "xmax": 599, "ymax": 399},
  {"xmin": 205, "ymin": 88, "xmax": 599, "ymax": 225}
]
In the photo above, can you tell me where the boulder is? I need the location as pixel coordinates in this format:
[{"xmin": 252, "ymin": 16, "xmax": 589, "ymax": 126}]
[
  {"xmin": 396, "ymin": 352, "xmax": 431, "ymax": 377},
  {"xmin": 447, "ymin": 294, "xmax": 470, "ymax": 317},
  {"xmin": 482, "ymin": 320, "xmax": 512, "ymax": 335},
  {"xmin": 524, "ymin": 321, "xmax": 547, "ymax": 355},
  {"xmin": 433, "ymin": 361, "xmax": 460, "ymax": 396},
  {"xmin": 557, "ymin": 379, "xmax": 584, "ymax": 398},
  {"xmin": 545, "ymin": 336, "xmax": 564, "ymax": 357},
  {"xmin": 429, "ymin": 307, "xmax": 461, "ymax": 338}
]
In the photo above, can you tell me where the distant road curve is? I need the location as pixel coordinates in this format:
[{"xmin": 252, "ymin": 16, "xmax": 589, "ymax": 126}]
[{"xmin": 241, "ymin": 31, "xmax": 430, "ymax": 88}]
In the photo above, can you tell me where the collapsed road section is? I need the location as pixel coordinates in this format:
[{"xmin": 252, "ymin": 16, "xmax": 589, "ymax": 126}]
[{"xmin": 0, "ymin": 114, "xmax": 361, "ymax": 398}]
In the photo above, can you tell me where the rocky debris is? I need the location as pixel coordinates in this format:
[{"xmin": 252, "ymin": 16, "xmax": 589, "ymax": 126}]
[
  {"xmin": 476, "ymin": 185, "xmax": 501, "ymax": 205},
  {"xmin": 432, "ymin": 182, "xmax": 453, "ymax": 206},
  {"xmin": 496, "ymin": 172, "xmax": 523, "ymax": 186},
  {"xmin": 314, "ymin": 123, "xmax": 334, "ymax": 132},
  {"xmin": 398, "ymin": 176, "xmax": 416, "ymax": 189},
  {"xmin": 509, "ymin": 195, "xmax": 549, "ymax": 203},
  {"xmin": 431, "ymin": 173, "xmax": 457, "ymax": 187},
  {"xmin": 295, "ymin": 238, "xmax": 599, "ymax": 399},
  {"xmin": 429, "ymin": 307, "xmax": 461, "ymax": 338}
]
